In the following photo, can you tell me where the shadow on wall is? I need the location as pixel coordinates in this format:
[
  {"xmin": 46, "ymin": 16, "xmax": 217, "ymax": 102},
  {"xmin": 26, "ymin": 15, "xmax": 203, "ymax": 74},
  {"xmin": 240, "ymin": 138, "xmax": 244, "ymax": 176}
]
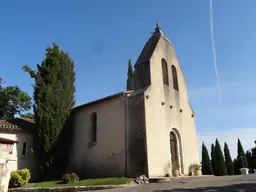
[
  {"xmin": 51, "ymin": 111, "xmax": 76, "ymax": 178},
  {"xmin": 153, "ymin": 183, "xmax": 256, "ymax": 192}
]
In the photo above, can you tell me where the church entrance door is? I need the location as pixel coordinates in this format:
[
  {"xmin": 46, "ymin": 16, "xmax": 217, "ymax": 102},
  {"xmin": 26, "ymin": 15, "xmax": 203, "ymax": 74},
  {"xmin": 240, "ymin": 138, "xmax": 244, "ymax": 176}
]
[{"xmin": 170, "ymin": 132, "xmax": 179, "ymax": 167}]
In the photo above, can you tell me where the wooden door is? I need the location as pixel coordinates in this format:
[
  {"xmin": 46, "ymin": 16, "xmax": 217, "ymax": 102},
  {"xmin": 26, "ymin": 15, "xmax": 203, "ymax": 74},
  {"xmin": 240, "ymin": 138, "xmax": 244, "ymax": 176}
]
[{"xmin": 170, "ymin": 132, "xmax": 178, "ymax": 164}]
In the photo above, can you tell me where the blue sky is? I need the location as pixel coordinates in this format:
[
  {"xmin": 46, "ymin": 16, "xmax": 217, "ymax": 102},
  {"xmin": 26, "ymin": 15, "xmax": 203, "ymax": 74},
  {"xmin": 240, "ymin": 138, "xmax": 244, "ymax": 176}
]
[{"xmin": 1, "ymin": 0, "xmax": 256, "ymax": 157}]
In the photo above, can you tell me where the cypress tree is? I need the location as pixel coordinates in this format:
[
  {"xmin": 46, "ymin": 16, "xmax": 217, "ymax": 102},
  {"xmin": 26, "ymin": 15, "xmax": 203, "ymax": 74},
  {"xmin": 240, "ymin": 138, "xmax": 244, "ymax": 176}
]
[
  {"xmin": 246, "ymin": 150, "xmax": 252, "ymax": 173},
  {"xmin": 201, "ymin": 142, "xmax": 213, "ymax": 175},
  {"xmin": 211, "ymin": 143, "xmax": 216, "ymax": 175},
  {"xmin": 251, "ymin": 141, "xmax": 256, "ymax": 170},
  {"xmin": 22, "ymin": 43, "xmax": 76, "ymax": 177},
  {"xmin": 233, "ymin": 158, "xmax": 240, "ymax": 175},
  {"xmin": 214, "ymin": 139, "xmax": 227, "ymax": 176},
  {"xmin": 126, "ymin": 58, "xmax": 134, "ymax": 90},
  {"xmin": 224, "ymin": 142, "xmax": 234, "ymax": 175},
  {"xmin": 0, "ymin": 78, "xmax": 8, "ymax": 119},
  {"xmin": 237, "ymin": 139, "xmax": 248, "ymax": 168}
]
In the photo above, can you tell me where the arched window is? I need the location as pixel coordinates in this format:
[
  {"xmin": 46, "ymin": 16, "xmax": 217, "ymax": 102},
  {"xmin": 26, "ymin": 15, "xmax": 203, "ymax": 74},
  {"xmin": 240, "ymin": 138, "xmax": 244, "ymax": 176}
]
[
  {"xmin": 90, "ymin": 112, "xmax": 97, "ymax": 143},
  {"xmin": 161, "ymin": 59, "xmax": 169, "ymax": 85},
  {"xmin": 172, "ymin": 65, "xmax": 179, "ymax": 91}
]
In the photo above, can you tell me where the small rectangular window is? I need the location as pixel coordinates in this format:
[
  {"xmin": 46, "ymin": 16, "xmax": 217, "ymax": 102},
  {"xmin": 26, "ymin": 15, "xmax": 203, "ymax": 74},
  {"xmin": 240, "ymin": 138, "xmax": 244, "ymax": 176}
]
[{"xmin": 22, "ymin": 142, "xmax": 27, "ymax": 156}]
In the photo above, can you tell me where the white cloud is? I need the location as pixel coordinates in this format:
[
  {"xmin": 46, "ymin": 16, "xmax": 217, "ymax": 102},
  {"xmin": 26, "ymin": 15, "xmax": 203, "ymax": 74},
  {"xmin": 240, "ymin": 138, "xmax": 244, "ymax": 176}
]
[{"xmin": 197, "ymin": 128, "xmax": 256, "ymax": 160}]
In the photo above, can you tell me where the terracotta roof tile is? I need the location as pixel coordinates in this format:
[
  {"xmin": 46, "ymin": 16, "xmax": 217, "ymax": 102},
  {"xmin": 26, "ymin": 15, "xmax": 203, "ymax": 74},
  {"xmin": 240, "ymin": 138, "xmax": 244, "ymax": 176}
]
[
  {"xmin": 73, "ymin": 92, "xmax": 124, "ymax": 111},
  {"xmin": 0, "ymin": 118, "xmax": 35, "ymax": 134},
  {"xmin": 0, "ymin": 137, "xmax": 18, "ymax": 143},
  {"xmin": 73, "ymin": 91, "xmax": 134, "ymax": 111}
]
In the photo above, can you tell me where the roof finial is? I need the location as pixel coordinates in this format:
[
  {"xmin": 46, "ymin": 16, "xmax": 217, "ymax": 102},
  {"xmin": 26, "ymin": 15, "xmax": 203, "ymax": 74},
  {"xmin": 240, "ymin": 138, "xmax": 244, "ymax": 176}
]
[{"xmin": 154, "ymin": 17, "xmax": 161, "ymax": 33}]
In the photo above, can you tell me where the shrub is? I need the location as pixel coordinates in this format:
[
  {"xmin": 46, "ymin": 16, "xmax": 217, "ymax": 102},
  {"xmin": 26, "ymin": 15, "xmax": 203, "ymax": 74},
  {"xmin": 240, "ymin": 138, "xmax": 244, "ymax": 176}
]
[
  {"xmin": 9, "ymin": 168, "xmax": 31, "ymax": 188},
  {"xmin": 62, "ymin": 174, "xmax": 71, "ymax": 183},
  {"xmin": 189, "ymin": 163, "xmax": 201, "ymax": 175},
  {"xmin": 62, "ymin": 173, "xmax": 79, "ymax": 183},
  {"xmin": 193, "ymin": 164, "xmax": 201, "ymax": 170}
]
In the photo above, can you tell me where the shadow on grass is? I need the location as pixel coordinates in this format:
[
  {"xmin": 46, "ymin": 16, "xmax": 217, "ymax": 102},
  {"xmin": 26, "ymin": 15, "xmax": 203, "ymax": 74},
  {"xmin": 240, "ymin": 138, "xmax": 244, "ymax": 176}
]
[{"xmin": 153, "ymin": 183, "xmax": 256, "ymax": 192}]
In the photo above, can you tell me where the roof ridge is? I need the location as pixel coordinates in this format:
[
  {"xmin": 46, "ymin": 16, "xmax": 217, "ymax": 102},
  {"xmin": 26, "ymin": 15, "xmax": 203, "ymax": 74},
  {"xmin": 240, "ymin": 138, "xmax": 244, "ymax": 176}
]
[{"xmin": 73, "ymin": 91, "xmax": 125, "ymax": 110}]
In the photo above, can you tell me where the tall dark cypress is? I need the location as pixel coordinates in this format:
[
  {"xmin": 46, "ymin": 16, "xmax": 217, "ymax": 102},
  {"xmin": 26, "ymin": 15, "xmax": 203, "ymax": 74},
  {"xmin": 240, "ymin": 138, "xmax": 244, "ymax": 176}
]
[
  {"xmin": 251, "ymin": 141, "xmax": 256, "ymax": 170},
  {"xmin": 214, "ymin": 139, "xmax": 227, "ymax": 176},
  {"xmin": 224, "ymin": 142, "xmax": 234, "ymax": 175},
  {"xmin": 0, "ymin": 78, "xmax": 8, "ymax": 120},
  {"xmin": 201, "ymin": 142, "xmax": 213, "ymax": 175},
  {"xmin": 246, "ymin": 150, "xmax": 252, "ymax": 172},
  {"xmin": 22, "ymin": 43, "xmax": 76, "ymax": 177},
  {"xmin": 211, "ymin": 143, "xmax": 216, "ymax": 175},
  {"xmin": 233, "ymin": 158, "xmax": 240, "ymax": 175},
  {"xmin": 237, "ymin": 139, "xmax": 248, "ymax": 168},
  {"xmin": 126, "ymin": 58, "xmax": 134, "ymax": 90}
]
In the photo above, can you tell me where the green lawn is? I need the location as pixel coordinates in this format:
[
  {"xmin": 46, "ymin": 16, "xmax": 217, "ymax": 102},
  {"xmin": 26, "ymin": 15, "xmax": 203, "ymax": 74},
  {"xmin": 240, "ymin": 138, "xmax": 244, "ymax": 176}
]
[{"xmin": 25, "ymin": 178, "xmax": 133, "ymax": 188}]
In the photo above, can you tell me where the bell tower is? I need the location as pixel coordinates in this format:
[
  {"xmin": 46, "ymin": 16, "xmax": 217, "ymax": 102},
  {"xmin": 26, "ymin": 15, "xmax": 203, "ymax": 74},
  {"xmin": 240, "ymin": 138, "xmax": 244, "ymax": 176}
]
[{"xmin": 133, "ymin": 24, "xmax": 164, "ymax": 90}]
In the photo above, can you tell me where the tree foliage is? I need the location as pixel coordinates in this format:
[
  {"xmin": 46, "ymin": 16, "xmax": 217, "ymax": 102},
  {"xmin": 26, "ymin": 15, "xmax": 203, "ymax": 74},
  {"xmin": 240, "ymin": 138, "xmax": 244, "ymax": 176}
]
[
  {"xmin": 211, "ymin": 143, "xmax": 216, "ymax": 175},
  {"xmin": 246, "ymin": 150, "xmax": 253, "ymax": 172},
  {"xmin": 250, "ymin": 141, "xmax": 256, "ymax": 170},
  {"xmin": 201, "ymin": 142, "xmax": 213, "ymax": 175},
  {"xmin": 0, "ymin": 78, "xmax": 8, "ymax": 119},
  {"xmin": 237, "ymin": 139, "xmax": 248, "ymax": 169},
  {"xmin": 20, "ymin": 113, "xmax": 35, "ymax": 120},
  {"xmin": 224, "ymin": 142, "xmax": 234, "ymax": 175},
  {"xmin": 22, "ymin": 43, "xmax": 76, "ymax": 176},
  {"xmin": 126, "ymin": 58, "xmax": 134, "ymax": 90},
  {"xmin": 233, "ymin": 158, "xmax": 240, "ymax": 175},
  {"xmin": 0, "ymin": 78, "xmax": 32, "ymax": 120},
  {"xmin": 214, "ymin": 139, "xmax": 227, "ymax": 176}
]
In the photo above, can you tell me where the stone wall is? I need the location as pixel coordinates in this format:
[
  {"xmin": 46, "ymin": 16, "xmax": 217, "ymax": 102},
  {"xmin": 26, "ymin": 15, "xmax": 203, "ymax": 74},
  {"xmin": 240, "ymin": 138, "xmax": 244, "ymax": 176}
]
[
  {"xmin": 69, "ymin": 97, "xmax": 126, "ymax": 178},
  {"xmin": 127, "ymin": 93, "xmax": 148, "ymax": 177}
]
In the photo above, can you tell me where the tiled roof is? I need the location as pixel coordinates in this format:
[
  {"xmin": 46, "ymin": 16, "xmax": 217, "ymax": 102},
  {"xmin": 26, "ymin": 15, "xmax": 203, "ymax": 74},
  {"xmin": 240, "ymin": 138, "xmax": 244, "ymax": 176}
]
[
  {"xmin": 135, "ymin": 26, "xmax": 173, "ymax": 66},
  {"xmin": 73, "ymin": 91, "xmax": 134, "ymax": 111},
  {"xmin": 0, "ymin": 117, "xmax": 35, "ymax": 134},
  {"xmin": 135, "ymin": 29, "xmax": 161, "ymax": 66},
  {"xmin": 0, "ymin": 137, "xmax": 18, "ymax": 143}
]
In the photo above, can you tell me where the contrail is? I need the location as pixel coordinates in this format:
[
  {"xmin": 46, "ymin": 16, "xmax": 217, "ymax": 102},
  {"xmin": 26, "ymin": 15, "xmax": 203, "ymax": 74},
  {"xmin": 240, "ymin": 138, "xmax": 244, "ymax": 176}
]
[{"xmin": 210, "ymin": 0, "xmax": 222, "ymax": 104}]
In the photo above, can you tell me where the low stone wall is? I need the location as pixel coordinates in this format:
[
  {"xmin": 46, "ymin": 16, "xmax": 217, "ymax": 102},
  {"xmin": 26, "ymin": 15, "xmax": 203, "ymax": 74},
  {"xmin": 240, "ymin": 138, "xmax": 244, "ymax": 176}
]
[{"xmin": 8, "ymin": 185, "xmax": 127, "ymax": 192}]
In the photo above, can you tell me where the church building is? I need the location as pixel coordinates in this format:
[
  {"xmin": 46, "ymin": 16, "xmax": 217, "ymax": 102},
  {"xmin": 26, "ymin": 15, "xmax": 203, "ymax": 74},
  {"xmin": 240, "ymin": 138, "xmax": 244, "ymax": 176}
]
[{"xmin": 69, "ymin": 25, "xmax": 200, "ymax": 178}]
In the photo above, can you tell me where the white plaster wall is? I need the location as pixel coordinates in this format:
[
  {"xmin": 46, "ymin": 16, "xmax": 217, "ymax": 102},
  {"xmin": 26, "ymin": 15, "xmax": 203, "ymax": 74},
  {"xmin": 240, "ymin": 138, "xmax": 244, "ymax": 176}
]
[
  {"xmin": 144, "ymin": 34, "xmax": 199, "ymax": 177},
  {"xmin": 0, "ymin": 158, "xmax": 11, "ymax": 192},
  {"xmin": 70, "ymin": 97, "xmax": 126, "ymax": 177},
  {"xmin": 0, "ymin": 133, "xmax": 37, "ymax": 180}
]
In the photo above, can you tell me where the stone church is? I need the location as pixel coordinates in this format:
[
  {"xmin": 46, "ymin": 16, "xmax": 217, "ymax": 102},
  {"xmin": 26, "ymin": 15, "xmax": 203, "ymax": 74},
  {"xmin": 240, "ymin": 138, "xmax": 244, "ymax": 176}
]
[{"xmin": 69, "ymin": 25, "xmax": 200, "ymax": 178}]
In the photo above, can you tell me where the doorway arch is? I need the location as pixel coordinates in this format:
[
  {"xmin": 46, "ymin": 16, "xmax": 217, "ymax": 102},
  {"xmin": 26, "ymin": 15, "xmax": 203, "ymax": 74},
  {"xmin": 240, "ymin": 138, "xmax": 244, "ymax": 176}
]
[{"xmin": 169, "ymin": 128, "xmax": 184, "ymax": 174}]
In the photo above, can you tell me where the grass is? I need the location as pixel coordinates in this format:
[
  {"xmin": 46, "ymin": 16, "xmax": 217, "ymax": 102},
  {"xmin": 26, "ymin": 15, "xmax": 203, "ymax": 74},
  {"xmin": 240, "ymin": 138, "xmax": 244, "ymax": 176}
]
[{"xmin": 25, "ymin": 177, "xmax": 133, "ymax": 188}]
